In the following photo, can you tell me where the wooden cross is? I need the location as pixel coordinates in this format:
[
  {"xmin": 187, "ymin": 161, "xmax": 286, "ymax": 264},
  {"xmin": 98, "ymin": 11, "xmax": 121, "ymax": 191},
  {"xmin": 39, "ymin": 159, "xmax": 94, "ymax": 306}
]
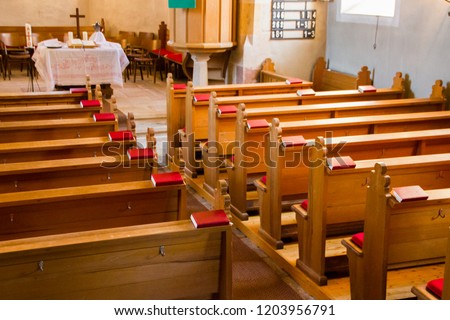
[{"xmin": 70, "ymin": 8, "xmax": 85, "ymax": 38}]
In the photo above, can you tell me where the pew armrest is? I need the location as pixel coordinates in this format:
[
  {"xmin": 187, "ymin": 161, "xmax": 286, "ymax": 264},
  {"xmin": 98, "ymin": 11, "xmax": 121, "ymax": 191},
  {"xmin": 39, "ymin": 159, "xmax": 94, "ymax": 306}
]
[
  {"xmin": 292, "ymin": 203, "xmax": 308, "ymax": 220},
  {"xmin": 253, "ymin": 179, "xmax": 267, "ymax": 193},
  {"xmin": 411, "ymin": 285, "xmax": 439, "ymax": 300},
  {"xmin": 341, "ymin": 238, "xmax": 363, "ymax": 258}
]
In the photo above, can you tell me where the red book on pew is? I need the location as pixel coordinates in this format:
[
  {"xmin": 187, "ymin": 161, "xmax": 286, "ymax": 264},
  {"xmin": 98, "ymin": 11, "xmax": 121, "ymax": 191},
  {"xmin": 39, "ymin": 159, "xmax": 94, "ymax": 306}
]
[
  {"xmin": 285, "ymin": 78, "xmax": 304, "ymax": 85},
  {"xmin": 296, "ymin": 88, "xmax": 316, "ymax": 96},
  {"xmin": 193, "ymin": 93, "xmax": 210, "ymax": 102},
  {"xmin": 358, "ymin": 85, "xmax": 377, "ymax": 93},
  {"xmin": 391, "ymin": 185, "xmax": 429, "ymax": 203},
  {"xmin": 151, "ymin": 172, "xmax": 184, "ymax": 186},
  {"xmin": 93, "ymin": 113, "xmax": 115, "ymax": 122},
  {"xmin": 246, "ymin": 119, "xmax": 270, "ymax": 130},
  {"xmin": 108, "ymin": 130, "xmax": 134, "ymax": 141},
  {"xmin": 217, "ymin": 105, "xmax": 238, "ymax": 115},
  {"xmin": 281, "ymin": 135, "xmax": 307, "ymax": 148},
  {"xmin": 326, "ymin": 156, "xmax": 356, "ymax": 170},
  {"xmin": 190, "ymin": 209, "xmax": 230, "ymax": 229},
  {"xmin": 127, "ymin": 148, "xmax": 154, "ymax": 160},
  {"xmin": 80, "ymin": 99, "xmax": 101, "ymax": 108},
  {"xmin": 70, "ymin": 87, "xmax": 88, "ymax": 94},
  {"xmin": 173, "ymin": 83, "xmax": 187, "ymax": 90},
  {"xmin": 427, "ymin": 278, "xmax": 444, "ymax": 299}
]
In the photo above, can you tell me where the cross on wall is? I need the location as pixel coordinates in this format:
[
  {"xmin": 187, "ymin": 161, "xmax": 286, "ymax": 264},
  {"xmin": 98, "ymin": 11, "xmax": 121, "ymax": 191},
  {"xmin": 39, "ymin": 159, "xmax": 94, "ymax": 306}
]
[{"xmin": 70, "ymin": 8, "xmax": 86, "ymax": 38}]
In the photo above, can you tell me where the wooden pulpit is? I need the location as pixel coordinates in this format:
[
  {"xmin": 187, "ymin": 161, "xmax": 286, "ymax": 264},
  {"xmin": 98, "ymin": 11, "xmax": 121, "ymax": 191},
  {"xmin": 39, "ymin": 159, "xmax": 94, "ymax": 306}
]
[{"xmin": 168, "ymin": 0, "xmax": 237, "ymax": 85}]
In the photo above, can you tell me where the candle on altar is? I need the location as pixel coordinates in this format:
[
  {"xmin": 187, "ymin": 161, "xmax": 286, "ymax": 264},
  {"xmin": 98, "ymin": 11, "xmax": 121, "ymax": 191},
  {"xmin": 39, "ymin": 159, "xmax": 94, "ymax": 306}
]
[
  {"xmin": 25, "ymin": 23, "xmax": 33, "ymax": 47},
  {"xmin": 82, "ymin": 31, "xmax": 88, "ymax": 41},
  {"xmin": 68, "ymin": 32, "xmax": 74, "ymax": 42}
]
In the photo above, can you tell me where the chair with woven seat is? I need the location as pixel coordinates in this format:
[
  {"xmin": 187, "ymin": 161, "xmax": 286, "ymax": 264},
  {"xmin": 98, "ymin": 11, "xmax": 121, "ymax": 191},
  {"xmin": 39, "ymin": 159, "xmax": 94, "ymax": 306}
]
[{"xmin": 0, "ymin": 32, "xmax": 32, "ymax": 80}]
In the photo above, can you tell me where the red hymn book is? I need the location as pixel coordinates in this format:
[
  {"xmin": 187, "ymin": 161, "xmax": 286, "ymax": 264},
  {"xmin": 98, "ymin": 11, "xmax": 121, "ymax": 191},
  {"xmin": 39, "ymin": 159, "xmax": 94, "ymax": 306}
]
[
  {"xmin": 108, "ymin": 130, "xmax": 134, "ymax": 141},
  {"xmin": 190, "ymin": 209, "xmax": 230, "ymax": 228},
  {"xmin": 217, "ymin": 105, "xmax": 238, "ymax": 115},
  {"xmin": 285, "ymin": 78, "xmax": 303, "ymax": 85},
  {"xmin": 193, "ymin": 93, "xmax": 210, "ymax": 102},
  {"xmin": 391, "ymin": 185, "xmax": 429, "ymax": 203},
  {"xmin": 246, "ymin": 119, "xmax": 270, "ymax": 130},
  {"xmin": 281, "ymin": 135, "xmax": 307, "ymax": 147},
  {"xmin": 80, "ymin": 100, "xmax": 101, "ymax": 108},
  {"xmin": 358, "ymin": 85, "xmax": 377, "ymax": 93},
  {"xmin": 326, "ymin": 156, "xmax": 356, "ymax": 170},
  {"xmin": 151, "ymin": 172, "xmax": 184, "ymax": 186},
  {"xmin": 296, "ymin": 88, "xmax": 316, "ymax": 96},
  {"xmin": 70, "ymin": 87, "xmax": 88, "ymax": 94},
  {"xmin": 127, "ymin": 148, "xmax": 154, "ymax": 160},
  {"xmin": 93, "ymin": 113, "xmax": 115, "ymax": 122}
]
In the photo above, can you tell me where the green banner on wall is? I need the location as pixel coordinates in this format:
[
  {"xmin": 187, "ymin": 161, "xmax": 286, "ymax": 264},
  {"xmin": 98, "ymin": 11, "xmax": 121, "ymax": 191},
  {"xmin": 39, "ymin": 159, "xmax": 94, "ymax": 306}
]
[{"xmin": 168, "ymin": 0, "xmax": 196, "ymax": 8}]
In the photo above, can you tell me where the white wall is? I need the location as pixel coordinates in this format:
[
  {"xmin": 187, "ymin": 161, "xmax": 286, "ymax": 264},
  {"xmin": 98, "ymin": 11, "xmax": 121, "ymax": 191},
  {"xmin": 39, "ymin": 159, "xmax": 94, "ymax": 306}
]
[
  {"xmin": 0, "ymin": 0, "xmax": 170, "ymax": 38},
  {"xmin": 232, "ymin": 0, "xmax": 328, "ymax": 83},
  {"xmin": 326, "ymin": 0, "xmax": 450, "ymax": 100},
  {"xmin": 0, "ymin": 0, "xmax": 89, "ymax": 26}
]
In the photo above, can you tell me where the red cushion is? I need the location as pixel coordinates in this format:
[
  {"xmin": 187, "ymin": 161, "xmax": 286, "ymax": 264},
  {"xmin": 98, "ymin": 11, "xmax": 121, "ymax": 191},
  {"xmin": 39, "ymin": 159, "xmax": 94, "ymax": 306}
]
[
  {"xmin": 300, "ymin": 200, "xmax": 308, "ymax": 210},
  {"xmin": 351, "ymin": 232, "xmax": 364, "ymax": 248},
  {"xmin": 426, "ymin": 278, "xmax": 444, "ymax": 298},
  {"xmin": 166, "ymin": 53, "xmax": 183, "ymax": 63}
]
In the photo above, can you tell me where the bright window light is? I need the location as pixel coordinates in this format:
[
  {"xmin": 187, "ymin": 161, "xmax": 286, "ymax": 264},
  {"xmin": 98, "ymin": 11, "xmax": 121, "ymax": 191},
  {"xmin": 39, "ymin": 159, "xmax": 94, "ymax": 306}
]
[{"xmin": 340, "ymin": 0, "xmax": 396, "ymax": 17}]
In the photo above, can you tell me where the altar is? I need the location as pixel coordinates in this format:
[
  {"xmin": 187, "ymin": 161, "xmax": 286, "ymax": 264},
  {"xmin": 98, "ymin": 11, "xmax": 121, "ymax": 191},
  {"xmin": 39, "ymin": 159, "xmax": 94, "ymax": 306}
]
[{"xmin": 32, "ymin": 41, "xmax": 129, "ymax": 93}]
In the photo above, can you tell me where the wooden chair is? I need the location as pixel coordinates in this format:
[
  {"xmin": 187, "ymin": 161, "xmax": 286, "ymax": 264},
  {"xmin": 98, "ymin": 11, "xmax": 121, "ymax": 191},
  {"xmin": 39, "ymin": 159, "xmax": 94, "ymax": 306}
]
[
  {"xmin": 0, "ymin": 33, "xmax": 32, "ymax": 80},
  {"xmin": 133, "ymin": 38, "xmax": 155, "ymax": 82}
]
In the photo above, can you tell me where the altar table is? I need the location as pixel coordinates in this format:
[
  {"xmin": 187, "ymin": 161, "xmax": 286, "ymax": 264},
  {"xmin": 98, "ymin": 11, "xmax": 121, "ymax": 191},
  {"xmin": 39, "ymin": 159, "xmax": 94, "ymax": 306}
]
[{"xmin": 33, "ymin": 42, "xmax": 129, "ymax": 92}]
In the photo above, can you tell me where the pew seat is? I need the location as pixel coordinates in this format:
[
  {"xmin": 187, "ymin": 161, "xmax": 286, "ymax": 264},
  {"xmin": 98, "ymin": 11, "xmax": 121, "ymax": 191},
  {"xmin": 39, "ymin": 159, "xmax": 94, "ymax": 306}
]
[{"xmin": 0, "ymin": 90, "xmax": 88, "ymax": 106}]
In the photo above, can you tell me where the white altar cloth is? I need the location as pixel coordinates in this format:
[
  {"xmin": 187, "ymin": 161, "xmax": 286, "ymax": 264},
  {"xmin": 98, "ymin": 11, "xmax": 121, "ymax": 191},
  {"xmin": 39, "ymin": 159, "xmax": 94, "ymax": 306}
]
[{"xmin": 33, "ymin": 41, "xmax": 129, "ymax": 92}]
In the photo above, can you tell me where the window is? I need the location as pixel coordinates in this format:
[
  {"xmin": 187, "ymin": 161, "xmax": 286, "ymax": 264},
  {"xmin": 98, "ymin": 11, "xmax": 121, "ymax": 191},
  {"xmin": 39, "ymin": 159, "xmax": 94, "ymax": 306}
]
[{"xmin": 340, "ymin": 0, "xmax": 396, "ymax": 17}]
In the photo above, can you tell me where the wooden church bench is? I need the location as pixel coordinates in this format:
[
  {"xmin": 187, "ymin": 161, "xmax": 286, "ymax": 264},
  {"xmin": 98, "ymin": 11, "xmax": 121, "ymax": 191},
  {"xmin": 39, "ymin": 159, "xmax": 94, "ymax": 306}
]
[
  {"xmin": 341, "ymin": 163, "xmax": 450, "ymax": 299},
  {"xmin": 228, "ymin": 107, "xmax": 450, "ymax": 221},
  {"xmin": 411, "ymin": 228, "xmax": 450, "ymax": 300},
  {"xmin": 312, "ymin": 57, "xmax": 373, "ymax": 91},
  {"xmin": 0, "ymin": 90, "xmax": 88, "ymax": 107},
  {"xmin": 202, "ymin": 94, "xmax": 446, "ymax": 196},
  {"xmin": 179, "ymin": 73, "xmax": 405, "ymax": 178},
  {"xmin": 0, "ymin": 137, "xmax": 137, "ymax": 163},
  {"xmin": 0, "ymin": 117, "xmax": 119, "ymax": 143},
  {"xmin": 260, "ymin": 57, "xmax": 373, "ymax": 91},
  {"xmin": 0, "ymin": 219, "xmax": 231, "ymax": 299},
  {"xmin": 0, "ymin": 179, "xmax": 187, "ymax": 241},
  {"xmin": 293, "ymin": 151, "xmax": 450, "ymax": 286},
  {"xmin": 0, "ymin": 154, "xmax": 155, "ymax": 193},
  {"xmin": 165, "ymin": 73, "xmax": 313, "ymax": 170},
  {"xmin": 0, "ymin": 103, "xmax": 103, "ymax": 121},
  {"xmin": 255, "ymin": 124, "xmax": 450, "ymax": 251}
]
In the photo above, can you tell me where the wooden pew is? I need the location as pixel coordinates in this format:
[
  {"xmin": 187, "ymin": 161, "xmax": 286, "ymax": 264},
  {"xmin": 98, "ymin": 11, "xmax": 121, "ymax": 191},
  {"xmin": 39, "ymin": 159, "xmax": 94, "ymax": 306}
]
[
  {"xmin": 259, "ymin": 57, "xmax": 373, "ymax": 91},
  {"xmin": 255, "ymin": 124, "xmax": 450, "ymax": 250},
  {"xmin": 341, "ymin": 163, "xmax": 450, "ymax": 299},
  {"xmin": 293, "ymin": 150, "xmax": 450, "ymax": 286},
  {"xmin": 0, "ymin": 103, "xmax": 103, "ymax": 121},
  {"xmin": 312, "ymin": 57, "xmax": 373, "ymax": 91},
  {"xmin": 0, "ymin": 137, "xmax": 136, "ymax": 163},
  {"xmin": 0, "ymin": 117, "xmax": 119, "ymax": 143},
  {"xmin": 0, "ymin": 219, "xmax": 231, "ymax": 299},
  {"xmin": 0, "ymin": 154, "xmax": 155, "ymax": 193},
  {"xmin": 229, "ymin": 105, "xmax": 450, "ymax": 221},
  {"xmin": 203, "ymin": 94, "xmax": 446, "ymax": 196},
  {"xmin": 165, "ymin": 73, "xmax": 313, "ymax": 169},
  {"xmin": 180, "ymin": 73, "xmax": 405, "ymax": 178},
  {"xmin": 411, "ymin": 227, "xmax": 450, "ymax": 300},
  {"xmin": 0, "ymin": 91, "xmax": 88, "ymax": 106},
  {"xmin": 0, "ymin": 179, "xmax": 187, "ymax": 241}
]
